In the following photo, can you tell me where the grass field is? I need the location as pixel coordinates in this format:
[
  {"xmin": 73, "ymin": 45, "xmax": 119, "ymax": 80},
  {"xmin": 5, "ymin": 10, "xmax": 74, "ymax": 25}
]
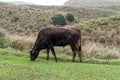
[
  {"xmin": 0, "ymin": 48, "xmax": 120, "ymax": 80},
  {"xmin": 0, "ymin": 1, "xmax": 120, "ymax": 80}
]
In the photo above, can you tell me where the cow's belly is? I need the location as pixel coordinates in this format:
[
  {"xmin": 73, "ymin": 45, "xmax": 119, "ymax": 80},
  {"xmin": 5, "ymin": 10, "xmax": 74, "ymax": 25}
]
[
  {"xmin": 54, "ymin": 41, "xmax": 68, "ymax": 46},
  {"xmin": 48, "ymin": 34, "xmax": 71, "ymax": 46},
  {"xmin": 50, "ymin": 39, "xmax": 69, "ymax": 46}
]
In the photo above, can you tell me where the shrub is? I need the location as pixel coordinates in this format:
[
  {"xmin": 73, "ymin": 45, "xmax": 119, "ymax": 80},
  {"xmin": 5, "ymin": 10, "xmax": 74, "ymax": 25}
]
[
  {"xmin": 66, "ymin": 13, "xmax": 74, "ymax": 22},
  {"xmin": 95, "ymin": 18, "xmax": 109, "ymax": 25},
  {"xmin": 13, "ymin": 16, "xmax": 19, "ymax": 22},
  {"xmin": 51, "ymin": 14, "xmax": 66, "ymax": 25}
]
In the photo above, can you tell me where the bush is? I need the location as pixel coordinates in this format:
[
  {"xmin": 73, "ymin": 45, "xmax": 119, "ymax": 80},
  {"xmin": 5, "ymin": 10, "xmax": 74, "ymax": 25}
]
[
  {"xmin": 95, "ymin": 18, "xmax": 109, "ymax": 25},
  {"xmin": 52, "ymin": 14, "xmax": 66, "ymax": 25},
  {"xmin": 66, "ymin": 13, "xmax": 74, "ymax": 22},
  {"xmin": 13, "ymin": 16, "xmax": 19, "ymax": 22}
]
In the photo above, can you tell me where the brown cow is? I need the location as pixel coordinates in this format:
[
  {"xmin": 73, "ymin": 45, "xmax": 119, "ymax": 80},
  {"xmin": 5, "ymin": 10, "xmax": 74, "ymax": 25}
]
[{"xmin": 30, "ymin": 27, "xmax": 82, "ymax": 62}]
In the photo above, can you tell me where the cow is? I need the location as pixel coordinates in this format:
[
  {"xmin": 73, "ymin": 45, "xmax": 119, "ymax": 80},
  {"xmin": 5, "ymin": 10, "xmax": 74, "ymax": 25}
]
[{"xmin": 30, "ymin": 27, "xmax": 82, "ymax": 62}]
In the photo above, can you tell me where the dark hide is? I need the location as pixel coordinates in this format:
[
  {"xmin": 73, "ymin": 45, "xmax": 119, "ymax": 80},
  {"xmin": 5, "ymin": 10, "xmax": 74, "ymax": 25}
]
[{"xmin": 30, "ymin": 27, "xmax": 82, "ymax": 62}]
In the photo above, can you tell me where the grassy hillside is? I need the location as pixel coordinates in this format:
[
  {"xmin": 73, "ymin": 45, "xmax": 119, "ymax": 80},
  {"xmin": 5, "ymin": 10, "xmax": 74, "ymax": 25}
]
[
  {"xmin": 75, "ymin": 16, "xmax": 120, "ymax": 59},
  {"xmin": 76, "ymin": 16, "xmax": 120, "ymax": 47},
  {"xmin": 64, "ymin": 0, "xmax": 120, "ymax": 7},
  {"xmin": 98, "ymin": 5, "xmax": 120, "ymax": 12},
  {"xmin": 0, "ymin": 2, "xmax": 119, "ymax": 36},
  {"xmin": 0, "ymin": 48, "xmax": 120, "ymax": 80},
  {"xmin": 29, "ymin": 5, "xmax": 119, "ymax": 21}
]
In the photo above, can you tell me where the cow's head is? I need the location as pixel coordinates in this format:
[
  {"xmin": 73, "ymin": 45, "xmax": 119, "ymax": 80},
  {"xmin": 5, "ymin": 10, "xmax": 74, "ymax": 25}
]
[
  {"xmin": 29, "ymin": 42, "xmax": 46, "ymax": 61},
  {"xmin": 30, "ymin": 49, "xmax": 39, "ymax": 61}
]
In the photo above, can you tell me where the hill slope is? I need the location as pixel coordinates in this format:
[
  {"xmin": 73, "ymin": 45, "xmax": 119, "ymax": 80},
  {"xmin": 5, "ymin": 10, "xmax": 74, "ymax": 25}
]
[
  {"xmin": 0, "ymin": 2, "xmax": 119, "ymax": 36},
  {"xmin": 64, "ymin": 0, "xmax": 120, "ymax": 7},
  {"xmin": 76, "ymin": 16, "xmax": 120, "ymax": 47},
  {"xmin": 98, "ymin": 5, "xmax": 120, "ymax": 12}
]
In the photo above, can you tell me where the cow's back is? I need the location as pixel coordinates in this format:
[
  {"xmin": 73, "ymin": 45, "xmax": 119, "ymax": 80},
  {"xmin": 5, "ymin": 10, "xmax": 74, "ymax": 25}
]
[{"xmin": 38, "ymin": 27, "xmax": 81, "ymax": 46}]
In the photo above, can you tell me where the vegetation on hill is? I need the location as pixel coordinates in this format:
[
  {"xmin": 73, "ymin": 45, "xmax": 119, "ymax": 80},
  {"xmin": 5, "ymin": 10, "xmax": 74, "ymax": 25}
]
[
  {"xmin": 98, "ymin": 5, "xmax": 120, "ymax": 12},
  {"xmin": 0, "ymin": 28, "xmax": 34, "ymax": 50},
  {"xmin": 0, "ymin": 29, "xmax": 10, "ymax": 48},
  {"xmin": 76, "ymin": 16, "xmax": 120, "ymax": 59},
  {"xmin": 0, "ymin": 2, "xmax": 119, "ymax": 36},
  {"xmin": 64, "ymin": 0, "xmax": 120, "ymax": 7},
  {"xmin": 66, "ymin": 13, "xmax": 75, "ymax": 22},
  {"xmin": 77, "ymin": 16, "xmax": 120, "ymax": 47},
  {"xmin": 52, "ymin": 14, "xmax": 66, "ymax": 25}
]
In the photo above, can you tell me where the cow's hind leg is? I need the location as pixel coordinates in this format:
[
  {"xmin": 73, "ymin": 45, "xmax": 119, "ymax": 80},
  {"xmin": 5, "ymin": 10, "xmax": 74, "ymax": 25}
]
[
  {"xmin": 78, "ymin": 51, "xmax": 82, "ymax": 62},
  {"xmin": 76, "ymin": 44, "xmax": 82, "ymax": 62},
  {"xmin": 72, "ymin": 51, "xmax": 76, "ymax": 62},
  {"xmin": 50, "ymin": 47, "xmax": 57, "ymax": 62},
  {"xmin": 70, "ymin": 44, "xmax": 77, "ymax": 62}
]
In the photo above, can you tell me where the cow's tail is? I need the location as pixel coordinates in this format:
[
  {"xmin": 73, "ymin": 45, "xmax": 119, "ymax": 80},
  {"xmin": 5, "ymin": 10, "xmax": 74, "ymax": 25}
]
[{"xmin": 78, "ymin": 31, "xmax": 82, "ymax": 52}]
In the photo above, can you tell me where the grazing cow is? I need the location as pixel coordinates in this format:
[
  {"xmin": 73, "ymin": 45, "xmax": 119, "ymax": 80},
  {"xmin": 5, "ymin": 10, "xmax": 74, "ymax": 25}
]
[{"xmin": 30, "ymin": 27, "xmax": 82, "ymax": 62}]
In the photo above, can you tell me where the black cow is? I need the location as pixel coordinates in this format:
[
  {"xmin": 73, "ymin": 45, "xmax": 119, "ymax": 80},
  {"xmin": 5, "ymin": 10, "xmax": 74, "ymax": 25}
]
[{"xmin": 30, "ymin": 27, "xmax": 82, "ymax": 62}]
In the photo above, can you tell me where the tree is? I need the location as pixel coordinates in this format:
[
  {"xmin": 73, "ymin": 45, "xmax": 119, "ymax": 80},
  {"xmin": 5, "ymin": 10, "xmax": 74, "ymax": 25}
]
[
  {"xmin": 52, "ymin": 14, "xmax": 66, "ymax": 26},
  {"xmin": 66, "ymin": 13, "xmax": 74, "ymax": 22}
]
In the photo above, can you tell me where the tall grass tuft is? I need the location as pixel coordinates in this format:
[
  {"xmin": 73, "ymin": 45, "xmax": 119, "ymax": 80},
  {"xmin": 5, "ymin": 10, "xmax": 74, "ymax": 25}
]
[
  {"xmin": 0, "ymin": 29, "xmax": 35, "ymax": 51},
  {"xmin": 82, "ymin": 42, "xmax": 120, "ymax": 59},
  {"xmin": 0, "ymin": 29, "xmax": 11, "ymax": 48},
  {"xmin": 10, "ymin": 35, "xmax": 35, "ymax": 51},
  {"xmin": 63, "ymin": 41, "xmax": 120, "ymax": 59}
]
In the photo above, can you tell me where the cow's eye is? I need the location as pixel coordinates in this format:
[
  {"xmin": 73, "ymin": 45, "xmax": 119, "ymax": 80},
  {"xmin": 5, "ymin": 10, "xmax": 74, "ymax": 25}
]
[{"xmin": 30, "ymin": 50, "xmax": 34, "ymax": 54}]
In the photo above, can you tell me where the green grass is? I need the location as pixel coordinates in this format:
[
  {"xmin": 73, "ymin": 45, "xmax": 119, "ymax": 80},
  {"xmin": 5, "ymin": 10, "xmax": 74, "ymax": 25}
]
[{"xmin": 0, "ymin": 48, "xmax": 120, "ymax": 80}]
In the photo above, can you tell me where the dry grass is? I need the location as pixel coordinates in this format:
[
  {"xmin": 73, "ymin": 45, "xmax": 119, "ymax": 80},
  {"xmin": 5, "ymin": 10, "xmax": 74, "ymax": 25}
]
[
  {"xmin": 82, "ymin": 42, "xmax": 120, "ymax": 59},
  {"xmin": 76, "ymin": 16, "xmax": 120, "ymax": 59},
  {"xmin": 60, "ymin": 41, "xmax": 120, "ymax": 59},
  {"xmin": 9, "ymin": 35, "xmax": 35, "ymax": 50},
  {"xmin": 77, "ymin": 16, "xmax": 120, "ymax": 47},
  {"xmin": 0, "ymin": 28, "xmax": 11, "ymax": 48},
  {"xmin": 0, "ymin": 28, "xmax": 35, "ymax": 50},
  {"xmin": 1, "ymin": 28, "xmax": 120, "ymax": 59}
]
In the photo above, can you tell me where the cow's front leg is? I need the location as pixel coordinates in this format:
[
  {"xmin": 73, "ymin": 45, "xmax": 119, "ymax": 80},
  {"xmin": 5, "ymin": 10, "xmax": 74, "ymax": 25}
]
[
  {"xmin": 50, "ymin": 47, "xmax": 57, "ymax": 62},
  {"xmin": 46, "ymin": 49, "xmax": 50, "ymax": 60}
]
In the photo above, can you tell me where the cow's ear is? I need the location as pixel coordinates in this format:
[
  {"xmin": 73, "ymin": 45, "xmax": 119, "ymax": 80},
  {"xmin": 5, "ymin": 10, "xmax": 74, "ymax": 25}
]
[{"xmin": 26, "ymin": 49, "xmax": 32, "ymax": 53}]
